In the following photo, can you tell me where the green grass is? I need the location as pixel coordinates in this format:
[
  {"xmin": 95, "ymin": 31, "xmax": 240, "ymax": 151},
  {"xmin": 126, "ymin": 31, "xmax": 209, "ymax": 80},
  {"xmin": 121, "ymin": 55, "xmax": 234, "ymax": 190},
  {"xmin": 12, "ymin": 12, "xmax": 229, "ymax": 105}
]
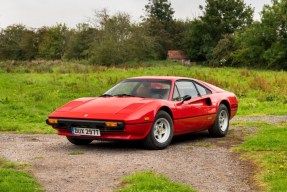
[
  {"xmin": 0, "ymin": 157, "xmax": 43, "ymax": 192},
  {"xmin": 118, "ymin": 171, "xmax": 196, "ymax": 192},
  {"xmin": 235, "ymin": 122, "xmax": 287, "ymax": 191},
  {"xmin": 1, "ymin": 60, "xmax": 287, "ymax": 133},
  {"xmin": 1, "ymin": 60, "xmax": 287, "ymax": 191}
]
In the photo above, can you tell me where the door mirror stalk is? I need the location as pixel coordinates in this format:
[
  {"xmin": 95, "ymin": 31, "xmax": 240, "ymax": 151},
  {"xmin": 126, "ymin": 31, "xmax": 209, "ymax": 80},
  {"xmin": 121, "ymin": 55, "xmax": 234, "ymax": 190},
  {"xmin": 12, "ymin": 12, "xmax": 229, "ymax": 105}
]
[{"xmin": 181, "ymin": 95, "xmax": 191, "ymax": 103}]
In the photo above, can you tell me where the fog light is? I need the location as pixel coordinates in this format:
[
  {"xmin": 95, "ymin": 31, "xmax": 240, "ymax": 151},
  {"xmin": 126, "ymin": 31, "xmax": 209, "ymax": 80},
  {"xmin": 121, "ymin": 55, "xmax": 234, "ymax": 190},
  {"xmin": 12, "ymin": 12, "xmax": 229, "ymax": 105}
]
[
  {"xmin": 105, "ymin": 122, "xmax": 118, "ymax": 127},
  {"xmin": 48, "ymin": 119, "xmax": 58, "ymax": 124}
]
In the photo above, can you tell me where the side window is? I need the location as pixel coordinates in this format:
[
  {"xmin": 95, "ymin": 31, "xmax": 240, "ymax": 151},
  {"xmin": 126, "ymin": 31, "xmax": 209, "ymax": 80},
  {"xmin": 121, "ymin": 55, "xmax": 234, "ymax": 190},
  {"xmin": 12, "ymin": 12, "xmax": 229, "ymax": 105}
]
[
  {"xmin": 175, "ymin": 81, "xmax": 198, "ymax": 98},
  {"xmin": 194, "ymin": 82, "xmax": 212, "ymax": 96},
  {"xmin": 172, "ymin": 85, "xmax": 181, "ymax": 101}
]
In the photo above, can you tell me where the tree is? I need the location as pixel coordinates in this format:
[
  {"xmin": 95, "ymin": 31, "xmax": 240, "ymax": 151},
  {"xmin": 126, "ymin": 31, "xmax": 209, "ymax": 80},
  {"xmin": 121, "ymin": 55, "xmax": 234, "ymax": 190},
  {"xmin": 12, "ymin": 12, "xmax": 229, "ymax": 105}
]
[
  {"xmin": 182, "ymin": 20, "xmax": 209, "ymax": 61},
  {"xmin": 211, "ymin": 34, "xmax": 235, "ymax": 66},
  {"xmin": 261, "ymin": 0, "xmax": 287, "ymax": 69},
  {"xmin": 184, "ymin": 0, "xmax": 253, "ymax": 61},
  {"xmin": 37, "ymin": 24, "xmax": 68, "ymax": 60},
  {"xmin": 143, "ymin": 0, "xmax": 175, "ymax": 59},
  {"xmin": 231, "ymin": 22, "xmax": 266, "ymax": 67},
  {"xmin": 232, "ymin": 0, "xmax": 287, "ymax": 69},
  {"xmin": 200, "ymin": 0, "xmax": 253, "ymax": 34},
  {"xmin": 144, "ymin": 0, "xmax": 174, "ymax": 24},
  {"xmin": 64, "ymin": 23, "xmax": 96, "ymax": 60},
  {"xmin": 89, "ymin": 10, "xmax": 157, "ymax": 65},
  {"xmin": 0, "ymin": 25, "xmax": 36, "ymax": 60}
]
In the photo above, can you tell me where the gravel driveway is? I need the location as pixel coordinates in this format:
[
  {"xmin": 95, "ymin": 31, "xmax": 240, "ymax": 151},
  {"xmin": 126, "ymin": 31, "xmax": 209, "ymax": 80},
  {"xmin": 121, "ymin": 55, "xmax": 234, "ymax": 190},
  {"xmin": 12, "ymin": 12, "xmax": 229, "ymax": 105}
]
[{"xmin": 1, "ymin": 116, "xmax": 285, "ymax": 192}]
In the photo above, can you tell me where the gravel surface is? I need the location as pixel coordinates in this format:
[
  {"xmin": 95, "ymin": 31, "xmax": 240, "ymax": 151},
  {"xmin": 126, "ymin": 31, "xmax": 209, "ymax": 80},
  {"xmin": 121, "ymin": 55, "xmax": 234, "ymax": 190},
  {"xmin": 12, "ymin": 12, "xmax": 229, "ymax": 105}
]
[
  {"xmin": 233, "ymin": 115, "xmax": 287, "ymax": 124},
  {"xmin": 1, "ymin": 116, "xmax": 285, "ymax": 192}
]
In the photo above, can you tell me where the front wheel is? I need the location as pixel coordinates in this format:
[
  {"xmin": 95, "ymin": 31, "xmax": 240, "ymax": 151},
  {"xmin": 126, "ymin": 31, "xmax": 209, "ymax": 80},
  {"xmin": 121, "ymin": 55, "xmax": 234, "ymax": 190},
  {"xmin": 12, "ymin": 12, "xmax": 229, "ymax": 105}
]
[
  {"xmin": 208, "ymin": 104, "xmax": 230, "ymax": 137},
  {"xmin": 66, "ymin": 136, "xmax": 93, "ymax": 145},
  {"xmin": 143, "ymin": 111, "xmax": 173, "ymax": 150}
]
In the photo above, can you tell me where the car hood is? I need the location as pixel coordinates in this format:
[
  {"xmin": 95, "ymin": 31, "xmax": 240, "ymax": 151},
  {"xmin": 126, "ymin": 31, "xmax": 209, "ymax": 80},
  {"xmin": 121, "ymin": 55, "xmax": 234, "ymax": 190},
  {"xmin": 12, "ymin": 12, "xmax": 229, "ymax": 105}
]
[{"xmin": 50, "ymin": 97, "xmax": 157, "ymax": 120}]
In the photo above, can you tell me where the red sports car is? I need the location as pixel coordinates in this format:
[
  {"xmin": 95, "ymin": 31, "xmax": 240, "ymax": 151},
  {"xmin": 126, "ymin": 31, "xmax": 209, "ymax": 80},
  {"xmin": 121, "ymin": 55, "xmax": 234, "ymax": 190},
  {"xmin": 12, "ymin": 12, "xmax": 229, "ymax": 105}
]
[{"xmin": 46, "ymin": 76, "xmax": 238, "ymax": 149}]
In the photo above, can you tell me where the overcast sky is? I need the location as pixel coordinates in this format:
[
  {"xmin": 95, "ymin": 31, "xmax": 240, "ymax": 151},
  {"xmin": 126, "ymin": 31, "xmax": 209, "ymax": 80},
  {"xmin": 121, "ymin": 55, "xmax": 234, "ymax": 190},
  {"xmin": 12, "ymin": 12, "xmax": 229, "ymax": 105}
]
[{"xmin": 0, "ymin": 0, "xmax": 272, "ymax": 29}]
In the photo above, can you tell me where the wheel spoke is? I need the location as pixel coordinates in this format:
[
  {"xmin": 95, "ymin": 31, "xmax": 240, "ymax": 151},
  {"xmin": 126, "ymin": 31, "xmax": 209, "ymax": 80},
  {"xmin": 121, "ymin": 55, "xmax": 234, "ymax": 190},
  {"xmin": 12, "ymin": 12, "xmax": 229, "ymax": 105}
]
[
  {"xmin": 154, "ymin": 129, "xmax": 159, "ymax": 136},
  {"xmin": 152, "ymin": 118, "xmax": 171, "ymax": 143},
  {"xmin": 218, "ymin": 110, "xmax": 228, "ymax": 132}
]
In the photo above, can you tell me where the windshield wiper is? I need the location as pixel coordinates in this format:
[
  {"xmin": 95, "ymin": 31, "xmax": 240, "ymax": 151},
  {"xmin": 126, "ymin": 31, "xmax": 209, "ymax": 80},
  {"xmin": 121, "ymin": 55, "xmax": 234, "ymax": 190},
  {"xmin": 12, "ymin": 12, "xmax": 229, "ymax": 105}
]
[
  {"xmin": 114, "ymin": 94, "xmax": 136, "ymax": 97},
  {"xmin": 100, "ymin": 94, "xmax": 113, "ymax": 97}
]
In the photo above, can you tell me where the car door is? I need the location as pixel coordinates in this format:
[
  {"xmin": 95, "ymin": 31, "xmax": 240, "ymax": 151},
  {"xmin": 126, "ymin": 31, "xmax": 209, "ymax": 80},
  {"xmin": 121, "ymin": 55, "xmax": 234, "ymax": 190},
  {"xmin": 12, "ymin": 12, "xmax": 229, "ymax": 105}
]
[{"xmin": 172, "ymin": 80, "xmax": 216, "ymax": 135}]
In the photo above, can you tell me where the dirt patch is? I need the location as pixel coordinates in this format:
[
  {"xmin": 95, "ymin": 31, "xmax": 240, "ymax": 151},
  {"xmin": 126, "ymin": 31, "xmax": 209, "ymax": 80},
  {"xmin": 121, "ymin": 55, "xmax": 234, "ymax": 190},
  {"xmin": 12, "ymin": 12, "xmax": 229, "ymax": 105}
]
[{"xmin": 2, "ymin": 116, "xmax": 284, "ymax": 192}]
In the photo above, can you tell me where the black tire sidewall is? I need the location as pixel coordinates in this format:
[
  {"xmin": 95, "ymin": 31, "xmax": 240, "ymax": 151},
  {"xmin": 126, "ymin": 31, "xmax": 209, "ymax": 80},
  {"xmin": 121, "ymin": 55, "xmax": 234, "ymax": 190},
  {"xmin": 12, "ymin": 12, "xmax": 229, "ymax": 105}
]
[
  {"xmin": 210, "ymin": 104, "xmax": 229, "ymax": 137},
  {"xmin": 66, "ymin": 136, "xmax": 93, "ymax": 145},
  {"xmin": 145, "ymin": 111, "xmax": 174, "ymax": 149}
]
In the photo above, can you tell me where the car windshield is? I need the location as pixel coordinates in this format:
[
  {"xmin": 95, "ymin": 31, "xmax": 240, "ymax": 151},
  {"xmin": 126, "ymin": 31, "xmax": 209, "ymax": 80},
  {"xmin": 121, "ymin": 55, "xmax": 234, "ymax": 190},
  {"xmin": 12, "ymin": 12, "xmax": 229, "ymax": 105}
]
[{"xmin": 103, "ymin": 79, "xmax": 172, "ymax": 100}]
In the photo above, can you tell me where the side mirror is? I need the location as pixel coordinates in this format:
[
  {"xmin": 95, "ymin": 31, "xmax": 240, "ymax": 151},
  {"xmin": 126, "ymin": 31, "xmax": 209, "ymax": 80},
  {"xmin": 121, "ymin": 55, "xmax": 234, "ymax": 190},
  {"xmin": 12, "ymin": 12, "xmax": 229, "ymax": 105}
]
[{"xmin": 182, "ymin": 95, "xmax": 191, "ymax": 103}]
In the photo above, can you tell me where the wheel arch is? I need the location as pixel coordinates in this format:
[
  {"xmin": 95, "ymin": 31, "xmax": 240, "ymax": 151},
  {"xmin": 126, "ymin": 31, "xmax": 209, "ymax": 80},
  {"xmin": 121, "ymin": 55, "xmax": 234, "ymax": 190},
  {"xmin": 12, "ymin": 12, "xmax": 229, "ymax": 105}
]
[
  {"xmin": 157, "ymin": 106, "xmax": 173, "ymax": 120},
  {"xmin": 219, "ymin": 100, "xmax": 231, "ymax": 117}
]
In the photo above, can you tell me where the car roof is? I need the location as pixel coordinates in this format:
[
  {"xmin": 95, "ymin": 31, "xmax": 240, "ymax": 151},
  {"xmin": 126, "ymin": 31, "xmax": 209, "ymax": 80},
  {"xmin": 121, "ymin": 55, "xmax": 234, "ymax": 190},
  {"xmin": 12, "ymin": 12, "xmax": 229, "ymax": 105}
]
[
  {"xmin": 127, "ymin": 76, "xmax": 225, "ymax": 93},
  {"xmin": 128, "ymin": 76, "xmax": 195, "ymax": 81}
]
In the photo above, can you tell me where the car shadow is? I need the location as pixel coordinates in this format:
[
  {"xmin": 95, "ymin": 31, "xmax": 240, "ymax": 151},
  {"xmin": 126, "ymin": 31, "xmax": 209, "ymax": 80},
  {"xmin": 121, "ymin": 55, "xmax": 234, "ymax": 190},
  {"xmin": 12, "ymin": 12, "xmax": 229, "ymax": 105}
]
[
  {"xmin": 171, "ymin": 131, "xmax": 211, "ymax": 146},
  {"xmin": 85, "ymin": 140, "xmax": 145, "ymax": 151},
  {"xmin": 71, "ymin": 131, "xmax": 213, "ymax": 150}
]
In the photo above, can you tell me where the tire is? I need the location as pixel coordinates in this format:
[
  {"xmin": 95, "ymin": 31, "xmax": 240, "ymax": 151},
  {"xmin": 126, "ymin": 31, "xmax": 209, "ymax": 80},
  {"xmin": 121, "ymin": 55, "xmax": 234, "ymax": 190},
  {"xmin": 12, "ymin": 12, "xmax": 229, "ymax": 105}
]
[
  {"xmin": 208, "ymin": 104, "xmax": 230, "ymax": 137},
  {"xmin": 143, "ymin": 111, "xmax": 173, "ymax": 150},
  {"xmin": 66, "ymin": 136, "xmax": 93, "ymax": 145}
]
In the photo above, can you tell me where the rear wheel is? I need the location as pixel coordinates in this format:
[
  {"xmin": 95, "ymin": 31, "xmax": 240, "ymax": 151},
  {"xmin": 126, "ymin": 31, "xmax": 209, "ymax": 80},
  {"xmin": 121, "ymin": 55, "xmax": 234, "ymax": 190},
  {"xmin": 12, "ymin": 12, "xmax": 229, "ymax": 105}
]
[
  {"xmin": 143, "ymin": 111, "xmax": 173, "ymax": 150},
  {"xmin": 208, "ymin": 104, "xmax": 229, "ymax": 137},
  {"xmin": 66, "ymin": 136, "xmax": 93, "ymax": 145}
]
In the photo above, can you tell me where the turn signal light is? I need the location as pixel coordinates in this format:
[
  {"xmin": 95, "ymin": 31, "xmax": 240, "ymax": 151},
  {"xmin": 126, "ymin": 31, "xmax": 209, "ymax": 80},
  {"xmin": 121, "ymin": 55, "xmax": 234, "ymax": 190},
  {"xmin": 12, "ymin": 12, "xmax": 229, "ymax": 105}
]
[
  {"xmin": 48, "ymin": 119, "xmax": 58, "ymax": 124},
  {"xmin": 144, "ymin": 117, "xmax": 150, "ymax": 121},
  {"xmin": 105, "ymin": 122, "xmax": 118, "ymax": 127}
]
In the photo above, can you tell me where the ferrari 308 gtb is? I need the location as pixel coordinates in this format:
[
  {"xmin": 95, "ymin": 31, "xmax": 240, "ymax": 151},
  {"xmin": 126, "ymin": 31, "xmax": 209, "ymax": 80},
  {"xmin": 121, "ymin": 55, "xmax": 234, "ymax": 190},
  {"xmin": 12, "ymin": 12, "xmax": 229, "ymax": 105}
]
[{"xmin": 46, "ymin": 76, "xmax": 238, "ymax": 149}]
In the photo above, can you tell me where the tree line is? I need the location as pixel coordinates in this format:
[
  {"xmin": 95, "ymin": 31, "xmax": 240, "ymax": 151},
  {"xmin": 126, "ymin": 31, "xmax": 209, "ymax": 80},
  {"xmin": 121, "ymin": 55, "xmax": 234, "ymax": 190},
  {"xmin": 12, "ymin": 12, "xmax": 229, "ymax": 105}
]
[{"xmin": 0, "ymin": 0, "xmax": 286, "ymax": 70}]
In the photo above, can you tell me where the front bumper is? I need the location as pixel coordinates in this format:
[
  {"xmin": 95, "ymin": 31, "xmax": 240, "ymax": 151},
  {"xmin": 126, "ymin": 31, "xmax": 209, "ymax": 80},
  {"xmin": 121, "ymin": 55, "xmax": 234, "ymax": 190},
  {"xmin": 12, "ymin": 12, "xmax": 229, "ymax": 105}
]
[
  {"xmin": 46, "ymin": 118, "xmax": 152, "ymax": 140},
  {"xmin": 46, "ymin": 119, "xmax": 125, "ymax": 132}
]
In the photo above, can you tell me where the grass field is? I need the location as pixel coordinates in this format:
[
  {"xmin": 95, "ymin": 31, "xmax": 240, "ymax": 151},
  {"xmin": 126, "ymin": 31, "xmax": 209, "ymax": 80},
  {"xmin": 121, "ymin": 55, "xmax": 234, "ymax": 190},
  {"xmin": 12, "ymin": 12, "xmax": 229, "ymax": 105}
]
[
  {"xmin": 1, "ymin": 60, "xmax": 287, "ymax": 133},
  {"xmin": 235, "ymin": 121, "xmax": 287, "ymax": 191},
  {"xmin": 0, "ymin": 157, "xmax": 43, "ymax": 192},
  {"xmin": 1, "ymin": 60, "xmax": 287, "ymax": 191},
  {"xmin": 118, "ymin": 171, "xmax": 195, "ymax": 192}
]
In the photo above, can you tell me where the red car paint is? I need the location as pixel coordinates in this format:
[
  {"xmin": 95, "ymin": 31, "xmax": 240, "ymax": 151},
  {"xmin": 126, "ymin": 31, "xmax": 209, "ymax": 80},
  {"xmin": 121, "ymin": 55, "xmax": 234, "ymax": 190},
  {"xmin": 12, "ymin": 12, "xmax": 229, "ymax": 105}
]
[{"xmin": 47, "ymin": 76, "xmax": 238, "ymax": 141}]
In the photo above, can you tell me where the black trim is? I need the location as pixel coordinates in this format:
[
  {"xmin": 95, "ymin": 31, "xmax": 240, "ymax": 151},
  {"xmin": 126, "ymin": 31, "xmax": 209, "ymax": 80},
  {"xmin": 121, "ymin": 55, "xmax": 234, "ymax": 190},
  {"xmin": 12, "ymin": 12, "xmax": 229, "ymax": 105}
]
[
  {"xmin": 174, "ymin": 113, "xmax": 217, "ymax": 121},
  {"xmin": 46, "ymin": 119, "xmax": 125, "ymax": 132},
  {"xmin": 174, "ymin": 79, "xmax": 212, "ymax": 98}
]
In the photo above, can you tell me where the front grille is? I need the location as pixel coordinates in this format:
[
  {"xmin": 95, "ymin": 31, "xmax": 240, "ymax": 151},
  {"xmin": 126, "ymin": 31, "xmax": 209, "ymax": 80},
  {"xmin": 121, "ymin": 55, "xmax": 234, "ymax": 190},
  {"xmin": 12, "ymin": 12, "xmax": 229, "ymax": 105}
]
[{"xmin": 53, "ymin": 119, "xmax": 124, "ymax": 132}]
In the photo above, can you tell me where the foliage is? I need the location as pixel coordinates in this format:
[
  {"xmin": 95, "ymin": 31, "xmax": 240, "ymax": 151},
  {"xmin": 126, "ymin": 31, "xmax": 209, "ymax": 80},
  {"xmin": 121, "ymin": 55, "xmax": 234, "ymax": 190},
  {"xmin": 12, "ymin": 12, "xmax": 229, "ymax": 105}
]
[
  {"xmin": 143, "ymin": 0, "xmax": 176, "ymax": 59},
  {"xmin": 200, "ymin": 0, "xmax": 253, "ymax": 34},
  {"xmin": 0, "ymin": 1, "xmax": 287, "ymax": 70},
  {"xmin": 144, "ymin": 0, "xmax": 174, "ymax": 24},
  {"xmin": 261, "ymin": 0, "xmax": 287, "ymax": 69},
  {"xmin": 182, "ymin": 19, "xmax": 209, "ymax": 61},
  {"xmin": 89, "ymin": 10, "xmax": 157, "ymax": 65},
  {"xmin": 185, "ymin": 0, "xmax": 253, "ymax": 61},
  {"xmin": 231, "ymin": 0, "xmax": 287, "ymax": 70},
  {"xmin": 64, "ymin": 23, "xmax": 96, "ymax": 60},
  {"xmin": 37, "ymin": 24, "xmax": 68, "ymax": 60},
  {"xmin": 211, "ymin": 34, "xmax": 235, "ymax": 66},
  {"xmin": 231, "ymin": 22, "xmax": 266, "ymax": 68},
  {"xmin": 118, "ymin": 171, "xmax": 195, "ymax": 192},
  {"xmin": 0, "ymin": 25, "xmax": 37, "ymax": 60}
]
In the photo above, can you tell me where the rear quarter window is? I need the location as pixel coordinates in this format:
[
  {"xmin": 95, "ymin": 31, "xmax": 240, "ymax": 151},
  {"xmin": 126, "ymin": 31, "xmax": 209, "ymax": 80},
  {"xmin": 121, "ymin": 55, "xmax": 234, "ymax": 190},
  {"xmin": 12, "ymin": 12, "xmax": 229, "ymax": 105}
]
[{"xmin": 194, "ymin": 82, "xmax": 212, "ymax": 96}]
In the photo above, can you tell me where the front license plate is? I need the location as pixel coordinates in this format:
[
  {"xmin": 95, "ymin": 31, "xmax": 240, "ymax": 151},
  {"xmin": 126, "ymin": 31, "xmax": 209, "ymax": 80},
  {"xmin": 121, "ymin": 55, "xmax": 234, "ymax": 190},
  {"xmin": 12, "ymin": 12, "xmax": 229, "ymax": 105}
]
[{"xmin": 72, "ymin": 128, "xmax": 101, "ymax": 136}]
